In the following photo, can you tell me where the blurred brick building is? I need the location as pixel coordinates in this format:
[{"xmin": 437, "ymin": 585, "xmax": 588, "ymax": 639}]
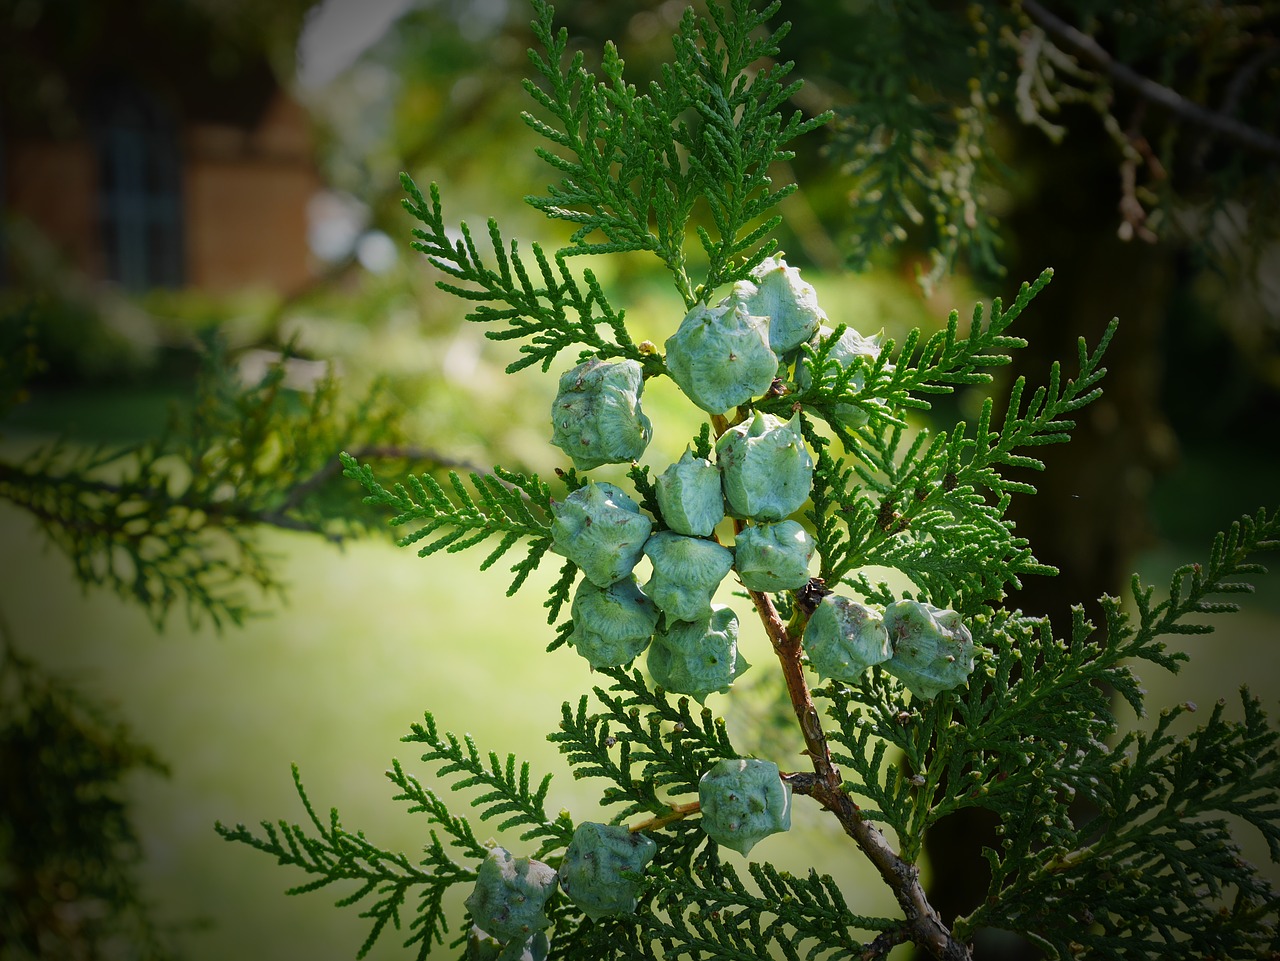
[{"xmin": 0, "ymin": 0, "xmax": 320, "ymax": 294}]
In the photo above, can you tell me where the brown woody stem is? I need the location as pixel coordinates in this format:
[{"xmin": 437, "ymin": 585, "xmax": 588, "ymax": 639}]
[
  {"xmin": 1019, "ymin": 0, "xmax": 1280, "ymax": 159},
  {"xmin": 747, "ymin": 580, "xmax": 969, "ymax": 960},
  {"xmin": 628, "ymin": 800, "xmax": 701, "ymax": 834},
  {"xmin": 707, "ymin": 409, "xmax": 968, "ymax": 958}
]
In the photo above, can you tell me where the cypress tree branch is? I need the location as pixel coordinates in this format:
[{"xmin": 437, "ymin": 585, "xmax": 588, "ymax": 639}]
[
  {"xmin": 750, "ymin": 580, "xmax": 966, "ymax": 961},
  {"xmin": 1019, "ymin": 0, "xmax": 1280, "ymax": 159}
]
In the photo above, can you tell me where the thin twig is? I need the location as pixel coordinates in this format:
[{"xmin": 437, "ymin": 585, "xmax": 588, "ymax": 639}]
[
  {"xmin": 1019, "ymin": 0, "xmax": 1280, "ymax": 159},
  {"xmin": 747, "ymin": 582, "xmax": 966, "ymax": 959},
  {"xmin": 628, "ymin": 800, "xmax": 701, "ymax": 833}
]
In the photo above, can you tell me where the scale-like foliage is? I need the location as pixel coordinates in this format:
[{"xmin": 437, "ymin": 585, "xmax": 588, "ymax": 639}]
[
  {"xmin": 1, "ymin": 636, "xmax": 174, "ymax": 961},
  {"xmin": 643, "ymin": 859, "xmax": 898, "ymax": 960},
  {"xmin": 403, "ymin": 712, "xmax": 576, "ymax": 858},
  {"xmin": 215, "ymin": 764, "xmax": 476, "ymax": 961},
  {"xmin": 402, "ymin": 176, "xmax": 650, "ymax": 374},
  {"xmin": 523, "ymin": 0, "xmax": 830, "ymax": 305},
  {"xmin": 0, "ymin": 343, "xmax": 429, "ymax": 630},
  {"xmin": 340, "ymin": 453, "xmax": 559, "ymax": 597},
  {"xmin": 550, "ymin": 667, "xmax": 739, "ymax": 825},
  {"xmin": 215, "ymin": 713, "xmax": 576, "ymax": 961},
  {"xmin": 972, "ymin": 691, "xmax": 1280, "ymax": 959},
  {"xmin": 791, "ymin": 272, "xmax": 1111, "ymax": 610},
  {"xmin": 221, "ymin": 2, "xmax": 1280, "ymax": 959}
]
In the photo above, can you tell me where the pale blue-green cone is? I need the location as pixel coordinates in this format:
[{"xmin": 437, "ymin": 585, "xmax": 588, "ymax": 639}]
[
  {"xmin": 882, "ymin": 599, "xmax": 977, "ymax": 699},
  {"xmin": 655, "ymin": 447, "xmax": 725, "ymax": 537},
  {"xmin": 732, "ymin": 520, "xmax": 815, "ymax": 592},
  {"xmin": 795, "ymin": 324, "xmax": 889, "ymax": 430},
  {"xmin": 802, "ymin": 595, "xmax": 891, "ymax": 682},
  {"xmin": 643, "ymin": 531, "xmax": 734, "ymax": 622},
  {"xmin": 464, "ymin": 847, "xmax": 557, "ymax": 948},
  {"xmin": 550, "ymin": 482, "xmax": 653, "ymax": 587},
  {"xmin": 559, "ymin": 822, "xmax": 657, "ymax": 920},
  {"xmin": 697, "ymin": 758, "xmax": 791, "ymax": 856},
  {"xmin": 646, "ymin": 605, "xmax": 747, "ymax": 702},
  {"xmin": 664, "ymin": 300, "xmax": 778, "ymax": 414},
  {"xmin": 727, "ymin": 256, "xmax": 826, "ymax": 355},
  {"xmin": 466, "ymin": 926, "xmax": 550, "ymax": 961},
  {"xmin": 716, "ymin": 411, "xmax": 813, "ymax": 521},
  {"xmin": 569, "ymin": 575, "xmax": 659, "ymax": 669},
  {"xmin": 550, "ymin": 357, "xmax": 652, "ymax": 470}
]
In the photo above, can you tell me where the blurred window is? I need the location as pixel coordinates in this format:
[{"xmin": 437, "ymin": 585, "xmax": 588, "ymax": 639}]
[{"xmin": 93, "ymin": 84, "xmax": 184, "ymax": 289}]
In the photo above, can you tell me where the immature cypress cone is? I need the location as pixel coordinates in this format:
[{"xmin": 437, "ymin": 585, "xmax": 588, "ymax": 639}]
[
  {"xmin": 716, "ymin": 411, "xmax": 813, "ymax": 522},
  {"xmin": 732, "ymin": 520, "xmax": 815, "ymax": 592},
  {"xmin": 655, "ymin": 447, "xmax": 725, "ymax": 537},
  {"xmin": 550, "ymin": 481, "xmax": 653, "ymax": 587},
  {"xmin": 664, "ymin": 300, "xmax": 778, "ymax": 414},
  {"xmin": 882, "ymin": 598, "xmax": 977, "ymax": 699},
  {"xmin": 558, "ymin": 822, "xmax": 657, "ymax": 920},
  {"xmin": 643, "ymin": 531, "xmax": 734, "ymax": 622},
  {"xmin": 463, "ymin": 847, "xmax": 557, "ymax": 948},
  {"xmin": 550, "ymin": 357, "xmax": 652, "ymax": 470},
  {"xmin": 569, "ymin": 575, "xmax": 659, "ymax": 669},
  {"xmin": 802, "ymin": 594, "xmax": 892, "ymax": 682},
  {"xmin": 646, "ymin": 605, "xmax": 748, "ymax": 702},
  {"xmin": 727, "ymin": 256, "xmax": 826, "ymax": 355},
  {"xmin": 697, "ymin": 757, "xmax": 791, "ymax": 855}
]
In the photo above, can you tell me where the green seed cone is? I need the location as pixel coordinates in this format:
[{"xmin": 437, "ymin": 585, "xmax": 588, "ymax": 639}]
[
  {"xmin": 733, "ymin": 520, "xmax": 815, "ymax": 592},
  {"xmin": 664, "ymin": 301, "xmax": 778, "ymax": 414},
  {"xmin": 644, "ymin": 531, "xmax": 734, "ymax": 622},
  {"xmin": 655, "ymin": 447, "xmax": 725, "ymax": 537},
  {"xmin": 550, "ymin": 481, "xmax": 653, "ymax": 588},
  {"xmin": 730, "ymin": 256, "xmax": 826, "ymax": 355},
  {"xmin": 550, "ymin": 357, "xmax": 652, "ymax": 470},
  {"xmin": 802, "ymin": 594, "xmax": 891, "ymax": 682},
  {"xmin": 463, "ymin": 847, "xmax": 557, "ymax": 947},
  {"xmin": 466, "ymin": 926, "xmax": 550, "ymax": 961},
  {"xmin": 698, "ymin": 758, "xmax": 791, "ymax": 856},
  {"xmin": 559, "ymin": 822, "xmax": 657, "ymax": 920},
  {"xmin": 882, "ymin": 599, "xmax": 976, "ymax": 699},
  {"xmin": 716, "ymin": 411, "xmax": 813, "ymax": 522},
  {"xmin": 569, "ymin": 575, "xmax": 658, "ymax": 669},
  {"xmin": 646, "ymin": 605, "xmax": 747, "ymax": 702}
]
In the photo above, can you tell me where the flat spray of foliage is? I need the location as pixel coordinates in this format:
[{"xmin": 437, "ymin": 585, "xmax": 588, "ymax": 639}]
[
  {"xmin": 0, "ymin": 618, "xmax": 176, "ymax": 961},
  {"xmin": 0, "ymin": 331, "xmax": 433, "ymax": 630},
  {"xmin": 219, "ymin": 1, "xmax": 1280, "ymax": 958},
  {"xmin": 0, "ymin": 322, "xmax": 459, "ymax": 958}
]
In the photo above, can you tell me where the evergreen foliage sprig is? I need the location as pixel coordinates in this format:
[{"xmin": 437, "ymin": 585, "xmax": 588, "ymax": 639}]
[
  {"xmin": 0, "ymin": 629, "xmax": 175, "ymax": 961},
  {"xmin": 216, "ymin": 763, "xmax": 475, "ymax": 961},
  {"xmin": 402, "ymin": 712, "xmax": 576, "ymax": 857},
  {"xmin": 401, "ymin": 176, "xmax": 648, "ymax": 374},
  {"xmin": 798, "ymin": 275, "xmax": 1113, "ymax": 609},
  {"xmin": 523, "ymin": 0, "xmax": 830, "ymax": 306},
  {"xmin": 550, "ymin": 666, "xmax": 739, "ymax": 824},
  {"xmin": 0, "ymin": 342, "xmax": 440, "ymax": 630},
  {"xmin": 221, "ymin": 1, "xmax": 1280, "ymax": 958},
  {"xmin": 973, "ymin": 689, "xmax": 1280, "ymax": 958},
  {"xmin": 643, "ymin": 860, "xmax": 898, "ymax": 960},
  {"xmin": 813, "ymin": 0, "xmax": 1280, "ymax": 280},
  {"xmin": 216, "ymin": 712, "xmax": 575, "ymax": 960},
  {"xmin": 340, "ymin": 451, "xmax": 557, "ymax": 596},
  {"xmin": 820, "ymin": 509, "xmax": 1280, "ymax": 871}
]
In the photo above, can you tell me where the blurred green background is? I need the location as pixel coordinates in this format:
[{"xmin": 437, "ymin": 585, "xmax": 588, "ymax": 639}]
[{"xmin": 2, "ymin": 0, "xmax": 1278, "ymax": 959}]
